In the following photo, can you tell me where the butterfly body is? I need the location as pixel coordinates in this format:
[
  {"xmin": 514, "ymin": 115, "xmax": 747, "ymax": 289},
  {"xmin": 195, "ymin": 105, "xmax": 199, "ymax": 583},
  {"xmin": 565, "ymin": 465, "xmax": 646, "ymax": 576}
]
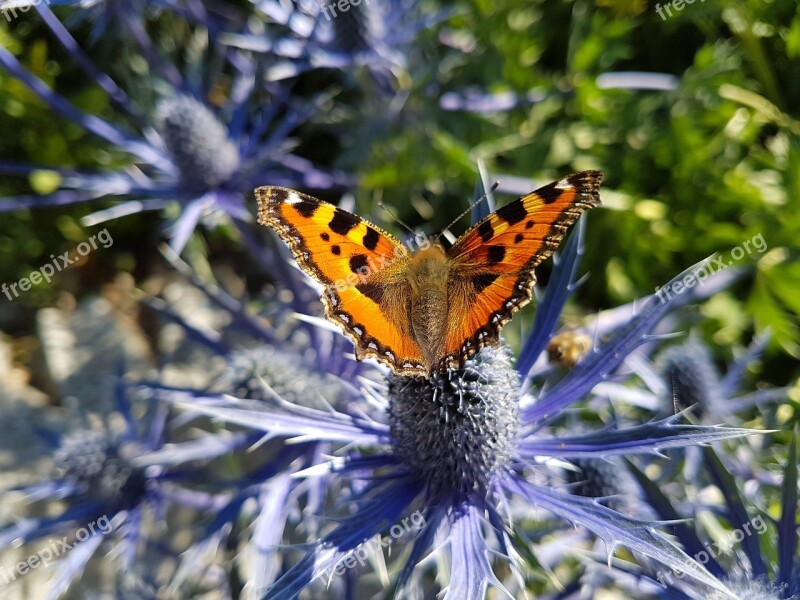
[
  {"xmin": 405, "ymin": 244, "xmax": 451, "ymax": 369},
  {"xmin": 257, "ymin": 171, "xmax": 602, "ymax": 377}
]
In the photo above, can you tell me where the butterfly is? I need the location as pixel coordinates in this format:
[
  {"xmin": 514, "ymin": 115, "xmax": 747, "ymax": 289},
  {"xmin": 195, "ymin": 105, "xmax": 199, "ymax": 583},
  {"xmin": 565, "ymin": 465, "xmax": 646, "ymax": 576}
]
[{"xmin": 256, "ymin": 170, "xmax": 602, "ymax": 377}]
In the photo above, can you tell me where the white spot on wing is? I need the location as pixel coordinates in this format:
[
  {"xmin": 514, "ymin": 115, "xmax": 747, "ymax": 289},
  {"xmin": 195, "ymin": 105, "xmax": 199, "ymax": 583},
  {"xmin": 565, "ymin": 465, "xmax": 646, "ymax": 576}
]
[
  {"xmin": 555, "ymin": 178, "xmax": 572, "ymax": 190},
  {"xmin": 286, "ymin": 191, "xmax": 304, "ymax": 204}
]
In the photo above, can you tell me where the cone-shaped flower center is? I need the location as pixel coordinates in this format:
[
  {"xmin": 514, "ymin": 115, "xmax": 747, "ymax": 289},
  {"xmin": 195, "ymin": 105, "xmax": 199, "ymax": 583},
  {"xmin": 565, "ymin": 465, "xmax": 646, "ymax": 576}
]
[
  {"xmin": 156, "ymin": 95, "xmax": 240, "ymax": 191},
  {"xmin": 388, "ymin": 346, "xmax": 519, "ymax": 498},
  {"xmin": 708, "ymin": 580, "xmax": 783, "ymax": 600},
  {"xmin": 220, "ymin": 346, "xmax": 349, "ymax": 409},
  {"xmin": 658, "ymin": 340, "xmax": 721, "ymax": 415},
  {"xmin": 567, "ymin": 458, "xmax": 639, "ymax": 513},
  {"xmin": 330, "ymin": 1, "xmax": 374, "ymax": 53},
  {"xmin": 55, "ymin": 431, "xmax": 147, "ymax": 510}
]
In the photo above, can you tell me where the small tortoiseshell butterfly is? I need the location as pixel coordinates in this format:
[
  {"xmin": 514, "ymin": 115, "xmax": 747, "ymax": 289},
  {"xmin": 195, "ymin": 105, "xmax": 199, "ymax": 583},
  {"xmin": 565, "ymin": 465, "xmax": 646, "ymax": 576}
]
[{"xmin": 256, "ymin": 171, "xmax": 602, "ymax": 377}]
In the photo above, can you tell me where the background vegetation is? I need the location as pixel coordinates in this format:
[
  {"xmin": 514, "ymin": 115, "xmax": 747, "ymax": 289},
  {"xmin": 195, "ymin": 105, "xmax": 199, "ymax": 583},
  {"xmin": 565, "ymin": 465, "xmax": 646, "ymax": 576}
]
[{"xmin": 0, "ymin": 0, "xmax": 798, "ymax": 445}]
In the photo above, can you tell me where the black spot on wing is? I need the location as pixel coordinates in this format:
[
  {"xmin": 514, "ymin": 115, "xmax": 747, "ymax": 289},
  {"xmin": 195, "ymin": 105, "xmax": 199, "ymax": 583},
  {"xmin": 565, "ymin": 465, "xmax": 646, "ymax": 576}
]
[
  {"xmin": 473, "ymin": 273, "xmax": 499, "ymax": 293},
  {"xmin": 349, "ymin": 254, "xmax": 369, "ymax": 273},
  {"xmin": 534, "ymin": 181, "xmax": 564, "ymax": 205},
  {"xmin": 321, "ymin": 232, "xmax": 330, "ymax": 241},
  {"xmin": 294, "ymin": 199, "xmax": 319, "ymax": 218},
  {"xmin": 269, "ymin": 188, "xmax": 288, "ymax": 202},
  {"xmin": 329, "ymin": 209, "xmax": 360, "ymax": 235},
  {"xmin": 477, "ymin": 221, "xmax": 494, "ymax": 243},
  {"xmin": 331, "ymin": 245, "xmax": 341, "ymax": 255},
  {"xmin": 487, "ymin": 245, "xmax": 506, "ymax": 263},
  {"xmin": 363, "ymin": 227, "xmax": 380, "ymax": 251},
  {"xmin": 496, "ymin": 200, "xmax": 527, "ymax": 225},
  {"xmin": 356, "ymin": 282, "xmax": 385, "ymax": 304},
  {"xmin": 514, "ymin": 233, "xmax": 524, "ymax": 244},
  {"xmin": 525, "ymin": 220, "xmax": 534, "ymax": 229}
]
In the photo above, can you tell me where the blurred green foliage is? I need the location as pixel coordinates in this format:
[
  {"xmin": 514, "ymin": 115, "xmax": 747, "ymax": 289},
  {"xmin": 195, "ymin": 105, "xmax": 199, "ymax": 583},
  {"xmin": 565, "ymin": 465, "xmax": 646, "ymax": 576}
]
[{"xmin": 352, "ymin": 0, "xmax": 800, "ymax": 368}]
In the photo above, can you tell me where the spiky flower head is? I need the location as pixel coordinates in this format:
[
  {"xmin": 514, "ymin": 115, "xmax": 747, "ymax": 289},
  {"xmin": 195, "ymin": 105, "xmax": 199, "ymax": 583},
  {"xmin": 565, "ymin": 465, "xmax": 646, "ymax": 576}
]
[
  {"xmin": 220, "ymin": 345, "xmax": 350, "ymax": 409},
  {"xmin": 156, "ymin": 95, "xmax": 241, "ymax": 192},
  {"xmin": 707, "ymin": 580, "xmax": 785, "ymax": 600},
  {"xmin": 566, "ymin": 457, "xmax": 641, "ymax": 514},
  {"xmin": 54, "ymin": 430, "xmax": 147, "ymax": 512},
  {"xmin": 328, "ymin": 0, "xmax": 379, "ymax": 53},
  {"xmin": 658, "ymin": 339, "xmax": 722, "ymax": 415},
  {"xmin": 388, "ymin": 346, "xmax": 519, "ymax": 498},
  {"xmin": 153, "ymin": 254, "xmax": 757, "ymax": 599}
]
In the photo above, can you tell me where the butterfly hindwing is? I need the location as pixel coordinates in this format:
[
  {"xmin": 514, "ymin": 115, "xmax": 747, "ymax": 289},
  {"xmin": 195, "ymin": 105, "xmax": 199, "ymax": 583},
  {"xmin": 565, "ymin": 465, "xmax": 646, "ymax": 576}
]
[
  {"xmin": 327, "ymin": 284, "xmax": 426, "ymax": 376},
  {"xmin": 256, "ymin": 186, "xmax": 427, "ymax": 374},
  {"xmin": 441, "ymin": 171, "xmax": 603, "ymax": 369}
]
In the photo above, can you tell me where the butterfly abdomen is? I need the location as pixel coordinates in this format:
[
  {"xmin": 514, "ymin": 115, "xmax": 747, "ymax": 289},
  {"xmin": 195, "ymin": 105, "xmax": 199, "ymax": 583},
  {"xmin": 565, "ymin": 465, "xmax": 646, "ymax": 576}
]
[{"xmin": 407, "ymin": 246, "xmax": 450, "ymax": 371}]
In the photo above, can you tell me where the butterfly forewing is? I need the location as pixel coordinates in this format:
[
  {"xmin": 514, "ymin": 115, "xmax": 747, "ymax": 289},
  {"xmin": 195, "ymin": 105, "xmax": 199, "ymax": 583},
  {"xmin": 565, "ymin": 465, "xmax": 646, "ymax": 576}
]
[
  {"xmin": 256, "ymin": 187, "xmax": 402, "ymax": 286},
  {"xmin": 256, "ymin": 186, "xmax": 427, "ymax": 375},
  {"xmin": 440, "ymin": 170, "xmax": 603, "ymax": 370}
]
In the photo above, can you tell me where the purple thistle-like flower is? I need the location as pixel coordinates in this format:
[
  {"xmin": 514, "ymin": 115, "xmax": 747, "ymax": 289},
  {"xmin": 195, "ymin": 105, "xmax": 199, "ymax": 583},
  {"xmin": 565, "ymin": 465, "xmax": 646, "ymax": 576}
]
[
  {"xmin": 134, "ymin": 248, "xmax": 382, "ymax": 596},
  {"xmin": 654, "ymin": 333, "xmax": 789, "ymax": 421},
  {"xmin": 619, "ymin": 437, "xmax": 799, "ymax": 600},
  {"xmin": 0, "ymin": 5, "xmax": 350, "ymax": 253},
  {"xmin": 154, "ymin": 222, "xmax": 760, "ymax": 598},
  {"xmin": 388, "ymin": 345, "xmax": 519, "ymax": 500},
  {"xmin": 223, "ymin": 0, "xmax": 449, "ymax": 88},
  {"xmin": 0, "ymin": 384, "xmax": 222, "ymax": 598}
]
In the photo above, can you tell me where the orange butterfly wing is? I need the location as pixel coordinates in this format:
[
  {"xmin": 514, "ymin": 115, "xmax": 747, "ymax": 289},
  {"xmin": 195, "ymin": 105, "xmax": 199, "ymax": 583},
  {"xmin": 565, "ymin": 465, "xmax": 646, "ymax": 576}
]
[
  {"xmin": 441, "ymin": 171, "xmax": 603, "ymax": 369},
  {"xmin": 255, "ymin": 187, "xmax": 427, "ymax": 375}
]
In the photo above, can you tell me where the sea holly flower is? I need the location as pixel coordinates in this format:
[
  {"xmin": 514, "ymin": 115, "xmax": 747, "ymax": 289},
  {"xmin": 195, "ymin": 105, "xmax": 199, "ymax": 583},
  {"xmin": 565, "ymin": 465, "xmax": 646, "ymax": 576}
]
[
  {"xmin": 155, "ymin": 219, "xmax": 758, "ymax": 598},
  {"xmin": 135, "ymin": 251, "xmax": 378, "ymax": 596},
  {"xmin": 590, "ymin": 327, "xmax": 792, "ymax": 485},
  {"xmin": 617, "ymin": 437, "xmax": 799, "ymax": 600},
  {"xmin": 223, "ymin": 0, "xmax": 449, "ymax": 87},
  {"xmin": 0, "ymin": 384, "xmax": 222, "ymax": 598},
  {"xmin": 581, "ymin": 309, "xmax": 790, "ymax": 423},
  {"xmin": 655, "ymin": 334, "xmax": 791, "ymax": 421},
  {"xmin": 0, "ymin": 5, "xmax": 349, "ymax": 253}
]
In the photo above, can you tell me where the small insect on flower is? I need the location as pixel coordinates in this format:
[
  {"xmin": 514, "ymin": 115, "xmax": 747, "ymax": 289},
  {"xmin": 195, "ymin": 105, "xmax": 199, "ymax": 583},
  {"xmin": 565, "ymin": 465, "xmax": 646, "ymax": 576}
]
[
  {"xmin": 548, "ymin": 330, "xmax": 593, "ymax": 367},
  {"xmin": 255, "ymin": 171, "xmax": 603, "ymax": 376}
]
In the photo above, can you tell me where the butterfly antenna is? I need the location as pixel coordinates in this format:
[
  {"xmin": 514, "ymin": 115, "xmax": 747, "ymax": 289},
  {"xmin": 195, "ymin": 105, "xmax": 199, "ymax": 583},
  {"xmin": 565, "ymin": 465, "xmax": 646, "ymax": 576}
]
[
  {"xmin": 435, "ymin": 181, "xmax": 500, "ymax": 244},
  {"xmin": 377, "ymin": 199, "xmax": 418, "ymax": 236}
]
